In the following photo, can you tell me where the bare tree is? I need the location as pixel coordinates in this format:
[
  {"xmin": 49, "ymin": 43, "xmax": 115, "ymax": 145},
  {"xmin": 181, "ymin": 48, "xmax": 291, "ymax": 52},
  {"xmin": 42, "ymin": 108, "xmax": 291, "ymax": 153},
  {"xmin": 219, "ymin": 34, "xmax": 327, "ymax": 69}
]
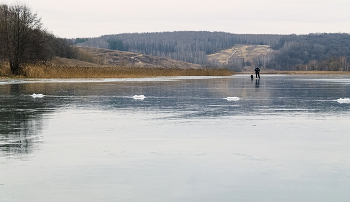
[
  {"xmin": 0, "ymin": 4, "xmax": 49, "ymax": 75},
  {"xmin": 339, "ymin": 56, "xmax": 348, "ymax": 71}
]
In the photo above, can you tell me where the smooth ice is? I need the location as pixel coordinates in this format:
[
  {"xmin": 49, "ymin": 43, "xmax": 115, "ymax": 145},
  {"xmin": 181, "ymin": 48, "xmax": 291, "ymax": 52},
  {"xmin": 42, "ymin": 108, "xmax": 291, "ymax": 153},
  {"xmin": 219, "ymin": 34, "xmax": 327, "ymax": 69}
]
[{"xmin": 1, "ymin": 74, "xmax": 350, "ymax": 202}]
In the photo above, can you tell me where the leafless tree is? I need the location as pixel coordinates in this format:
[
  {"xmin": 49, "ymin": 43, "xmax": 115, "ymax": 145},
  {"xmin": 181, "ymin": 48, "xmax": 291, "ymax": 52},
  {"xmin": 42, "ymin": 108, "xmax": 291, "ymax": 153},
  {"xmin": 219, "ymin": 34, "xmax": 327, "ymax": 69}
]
[{"xmin": 0, "ymin": 3, "xmax": 49, "ymax": 75}]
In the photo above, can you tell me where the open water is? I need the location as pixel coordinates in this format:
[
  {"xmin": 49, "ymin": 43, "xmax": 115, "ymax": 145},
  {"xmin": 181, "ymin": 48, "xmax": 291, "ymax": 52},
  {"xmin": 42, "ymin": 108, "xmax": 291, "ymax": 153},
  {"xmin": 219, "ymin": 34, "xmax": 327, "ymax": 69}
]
[{"xmin": 1, "ymin": 74, "xmax": 350, "ymax": 202}]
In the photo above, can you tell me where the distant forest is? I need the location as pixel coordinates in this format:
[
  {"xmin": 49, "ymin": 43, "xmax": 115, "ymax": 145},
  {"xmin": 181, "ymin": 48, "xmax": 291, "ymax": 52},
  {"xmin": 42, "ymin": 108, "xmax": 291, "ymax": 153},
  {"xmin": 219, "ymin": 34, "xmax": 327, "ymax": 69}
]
[
  {"xmin": 75, "ymin": 32, "xmax": 350, "ymax": 71},
  {"xmin": 267, "ymin": 33, "xmax": 350, "ymax": 71},
  {"xmin": 75, "ymin": 32, "xmax": 281, "ymax": 65}
]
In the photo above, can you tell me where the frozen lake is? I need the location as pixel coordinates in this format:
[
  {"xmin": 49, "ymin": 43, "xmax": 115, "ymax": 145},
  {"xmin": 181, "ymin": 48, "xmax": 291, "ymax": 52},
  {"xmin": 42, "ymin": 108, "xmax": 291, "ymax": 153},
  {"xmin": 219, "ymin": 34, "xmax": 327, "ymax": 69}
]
[{"xmin": 1, "ymin": 74, "xmax": 350, "ymax": 202}]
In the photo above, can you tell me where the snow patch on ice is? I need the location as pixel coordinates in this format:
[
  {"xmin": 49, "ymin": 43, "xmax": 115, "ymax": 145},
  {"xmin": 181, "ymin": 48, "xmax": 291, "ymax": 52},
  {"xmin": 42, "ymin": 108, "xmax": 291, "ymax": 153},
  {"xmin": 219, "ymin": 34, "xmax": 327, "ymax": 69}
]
[
  {"xmin": 336, "ymin": 98, "xmax": 350, "ymax": 104},
  {"xmin": 133, "ymin": 95, "xmax": 145, "ymax": 100},
  {"xmin": 31, "ymin": 93, "xmax": 45, "ymax": 98},
  {"xmin": 224, "ymin": 97, "xmax": 240, "ymax": 101}
]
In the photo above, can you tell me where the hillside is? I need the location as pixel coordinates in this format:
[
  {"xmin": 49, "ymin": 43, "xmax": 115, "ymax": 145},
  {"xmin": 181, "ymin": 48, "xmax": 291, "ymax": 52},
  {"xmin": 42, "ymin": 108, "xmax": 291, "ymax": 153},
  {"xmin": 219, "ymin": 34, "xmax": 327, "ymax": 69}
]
[
  {"xmin": 207, "ymin": 45, "xmax": 272, "ymax": 66},
  {"xmin": 52, "ymin": 47, "xmax": 202, "ymax": 69},
  {"xmin": 75, "ymin": 32, "xmax": 281, "ymax": 65}
]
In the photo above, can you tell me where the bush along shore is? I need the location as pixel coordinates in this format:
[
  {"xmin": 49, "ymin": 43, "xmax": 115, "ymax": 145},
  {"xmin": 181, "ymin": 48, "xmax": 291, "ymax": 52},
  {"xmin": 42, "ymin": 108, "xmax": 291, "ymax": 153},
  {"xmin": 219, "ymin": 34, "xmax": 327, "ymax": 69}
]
[{"xmin": 0, "ymin": 64, "xmax": 235, "ymax": 78}]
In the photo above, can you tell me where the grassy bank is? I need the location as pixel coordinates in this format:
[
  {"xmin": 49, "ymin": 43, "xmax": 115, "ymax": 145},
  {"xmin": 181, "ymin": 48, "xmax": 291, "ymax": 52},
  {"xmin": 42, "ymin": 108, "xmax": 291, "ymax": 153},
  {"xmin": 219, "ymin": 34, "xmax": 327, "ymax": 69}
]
[{"xmin": 0, "ymin": 64, "xmax": 234, "ymax": 78}]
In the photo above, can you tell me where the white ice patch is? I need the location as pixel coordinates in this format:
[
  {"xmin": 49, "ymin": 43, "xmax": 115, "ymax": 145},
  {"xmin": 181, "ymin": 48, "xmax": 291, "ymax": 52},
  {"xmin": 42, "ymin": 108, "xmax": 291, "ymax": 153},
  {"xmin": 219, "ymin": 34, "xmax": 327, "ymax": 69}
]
[
  {"xmin": 336, "ymin": 98, "xmax": 350, "ymax": 104},
  {"xmin": 224, "ymin": 97, "xmax": 240, "ymax": 101},
  {"xmin": 0, "ymin": 76, "xmax": 232, "ymax": 86},
  {"xmin": 133, "ymin": 95, "xmax": 145, "ymax": 100},
  {"xmin": 31, "ymin": 93, "xmax": 45, "ymax": 98}
]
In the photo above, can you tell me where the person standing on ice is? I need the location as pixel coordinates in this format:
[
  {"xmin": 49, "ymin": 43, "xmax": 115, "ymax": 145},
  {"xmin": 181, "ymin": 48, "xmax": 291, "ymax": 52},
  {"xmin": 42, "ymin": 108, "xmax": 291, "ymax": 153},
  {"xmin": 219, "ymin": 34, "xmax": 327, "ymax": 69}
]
[{"xmin": 255, "ymin": 66, "xmax": 260, "ymax": 79}]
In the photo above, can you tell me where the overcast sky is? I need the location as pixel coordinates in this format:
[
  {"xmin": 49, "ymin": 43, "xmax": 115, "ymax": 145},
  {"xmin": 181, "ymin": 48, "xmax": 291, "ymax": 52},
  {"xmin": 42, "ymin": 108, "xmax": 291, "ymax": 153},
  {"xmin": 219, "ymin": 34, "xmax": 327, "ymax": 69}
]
[{"xmin": 3, "ymin": 0, "xmax": 350, "ymax": 38}]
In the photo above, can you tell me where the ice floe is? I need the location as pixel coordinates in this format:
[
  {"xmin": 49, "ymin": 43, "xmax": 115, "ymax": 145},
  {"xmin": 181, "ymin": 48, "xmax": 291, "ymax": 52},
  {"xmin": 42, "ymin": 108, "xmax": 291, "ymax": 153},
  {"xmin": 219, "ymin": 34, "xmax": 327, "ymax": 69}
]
[
  {"xmin": 224, "ymin": 97, "xmax": 240, "ymax": 101},
  {"xmin": 31, "ymin": 93, "xmax": 45, "ymax": 98},
  {"xmin": 133, "ymin": 95, "xmax": 145, "ymax": 100},
  {"xmin": 336, "ymin": 98, "xmax": 350, "ymax": 104}
]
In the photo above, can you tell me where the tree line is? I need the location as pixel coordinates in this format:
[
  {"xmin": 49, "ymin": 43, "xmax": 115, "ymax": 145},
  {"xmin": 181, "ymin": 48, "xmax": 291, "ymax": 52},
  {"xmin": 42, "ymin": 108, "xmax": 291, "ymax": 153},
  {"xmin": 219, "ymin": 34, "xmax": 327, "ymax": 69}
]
[
  {"xmin": 265, "ymin": 33, "xmax": 350, "ymax": 71},
  {"xmin": 0, "ymin": 3, "xmax": 78, "ymax": 75}
]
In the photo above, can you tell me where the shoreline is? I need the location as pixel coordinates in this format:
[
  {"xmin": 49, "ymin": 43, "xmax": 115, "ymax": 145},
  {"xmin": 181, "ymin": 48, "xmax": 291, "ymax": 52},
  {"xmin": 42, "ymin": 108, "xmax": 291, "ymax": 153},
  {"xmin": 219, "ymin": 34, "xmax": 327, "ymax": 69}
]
[
  {"xmin": 237, "ymin": 71, "xmax": 350, "ymax": 75},
  {"xmin": 2, "ymin": 65, "xmax": 350, "ymax": 79}
]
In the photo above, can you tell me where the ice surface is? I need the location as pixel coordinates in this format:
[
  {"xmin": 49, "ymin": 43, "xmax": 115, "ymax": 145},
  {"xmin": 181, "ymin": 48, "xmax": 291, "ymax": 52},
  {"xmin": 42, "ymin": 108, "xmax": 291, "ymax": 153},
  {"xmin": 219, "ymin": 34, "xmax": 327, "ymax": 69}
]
[{"xmin": 2, "ymin": 74, "xmax": 350, "ymax": 202}]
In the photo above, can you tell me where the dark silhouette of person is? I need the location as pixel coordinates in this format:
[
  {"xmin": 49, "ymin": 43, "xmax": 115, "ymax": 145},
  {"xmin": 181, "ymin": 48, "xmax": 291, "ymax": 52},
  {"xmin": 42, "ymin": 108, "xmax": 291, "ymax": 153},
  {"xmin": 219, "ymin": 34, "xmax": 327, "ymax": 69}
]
[{"xmin": 255, "ymin": 67, "xmax": 260, "ymax": 79}]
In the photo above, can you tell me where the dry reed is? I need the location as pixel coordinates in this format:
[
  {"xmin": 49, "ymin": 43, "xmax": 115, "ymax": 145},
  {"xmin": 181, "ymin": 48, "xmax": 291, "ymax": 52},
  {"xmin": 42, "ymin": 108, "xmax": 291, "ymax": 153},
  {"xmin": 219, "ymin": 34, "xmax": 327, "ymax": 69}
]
[{"xmin": 16, "ymin": 64, "xmax": 234, "ymax": 78}]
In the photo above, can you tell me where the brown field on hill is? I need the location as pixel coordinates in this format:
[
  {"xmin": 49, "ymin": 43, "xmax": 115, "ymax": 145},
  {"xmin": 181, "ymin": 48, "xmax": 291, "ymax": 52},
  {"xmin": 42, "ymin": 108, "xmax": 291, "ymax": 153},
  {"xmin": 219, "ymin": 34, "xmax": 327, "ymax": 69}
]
[
  {"xmin": 75, "ymin": 47, "xmax": 202, "ymax": 69},
  {"xmin": 207, "ymin": 45, "xmax": 272, "ymax": 66},
  {"xmin": 0, "ymin": 46, "xmax": 230, "ymax": 78},
  {"xmin": 0, "ymin": 64, "xmax": 234, "ymax": 78}
]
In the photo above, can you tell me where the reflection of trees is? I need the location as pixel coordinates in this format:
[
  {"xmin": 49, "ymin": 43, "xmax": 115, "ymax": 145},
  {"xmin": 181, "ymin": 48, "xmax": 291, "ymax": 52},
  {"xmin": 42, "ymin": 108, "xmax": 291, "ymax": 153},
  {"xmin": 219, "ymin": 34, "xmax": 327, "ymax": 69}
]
[
  {"xmin": 0, "ymin": 84, "xmax": 58, "ymax": 157},
  {"xmin": 0, "ymin": 110, "xmax": 43, "ymax": 156}
]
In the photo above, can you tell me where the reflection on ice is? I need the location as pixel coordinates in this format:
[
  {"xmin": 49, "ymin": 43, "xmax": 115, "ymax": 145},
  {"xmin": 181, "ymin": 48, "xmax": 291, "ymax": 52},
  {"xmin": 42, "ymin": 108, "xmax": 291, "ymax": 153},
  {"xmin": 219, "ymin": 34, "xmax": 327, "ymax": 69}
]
[
  {"xmin": 309, "ymin": 78, "xmax": 350, "ymax": 84},
  {"xmin": 0, "ymin": 114, "xmax": 44, "ymax": 157}
]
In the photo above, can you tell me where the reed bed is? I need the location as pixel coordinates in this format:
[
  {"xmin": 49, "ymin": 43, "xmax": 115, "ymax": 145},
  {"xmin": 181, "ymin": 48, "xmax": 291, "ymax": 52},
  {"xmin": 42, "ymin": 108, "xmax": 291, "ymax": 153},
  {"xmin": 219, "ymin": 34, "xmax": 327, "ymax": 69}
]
[{"xmin": 15, "ymin": 64, "xmax": 234, "ymax": 78}]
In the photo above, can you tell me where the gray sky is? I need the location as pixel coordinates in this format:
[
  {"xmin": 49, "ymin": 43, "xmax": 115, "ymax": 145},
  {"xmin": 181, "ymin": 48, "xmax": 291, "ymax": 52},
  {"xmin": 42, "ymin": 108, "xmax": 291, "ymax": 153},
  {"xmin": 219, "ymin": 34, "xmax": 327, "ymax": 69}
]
[{"xmin": 3, "ymin": 0, "xmax": 350, "ymax": 38}]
